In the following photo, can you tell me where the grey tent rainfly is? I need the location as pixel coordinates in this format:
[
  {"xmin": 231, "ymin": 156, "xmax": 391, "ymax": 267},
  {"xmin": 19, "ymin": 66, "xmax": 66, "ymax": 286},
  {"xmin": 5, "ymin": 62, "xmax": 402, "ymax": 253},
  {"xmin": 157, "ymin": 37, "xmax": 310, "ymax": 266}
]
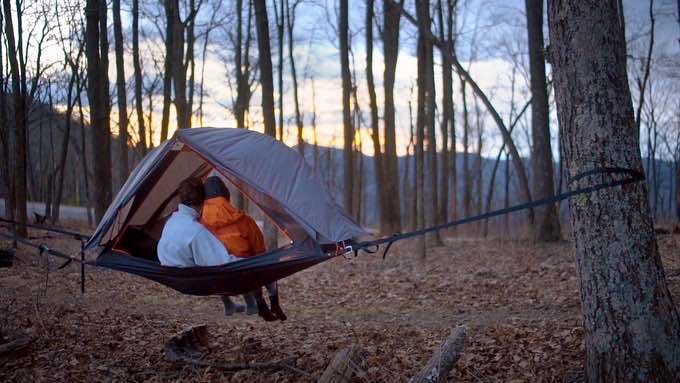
[{"xmin": 83, "ymin": 128, "xmax": 368, "ymax": 296}]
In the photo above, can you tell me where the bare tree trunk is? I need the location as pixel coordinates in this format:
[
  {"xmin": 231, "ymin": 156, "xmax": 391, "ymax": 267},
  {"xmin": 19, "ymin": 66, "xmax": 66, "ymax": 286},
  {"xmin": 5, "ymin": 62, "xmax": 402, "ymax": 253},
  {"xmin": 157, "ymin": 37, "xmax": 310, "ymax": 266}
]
[
  {"xmin": 365, "ymin": 0, "xmax": 388, "ymax": 233},
  {"xmin": 132, "ymin": 0, "xmax": 146, "ymax": 154},
  {"xmin": 53, "ymin": 44, "xmax": 83, "ymax": 223},
  {"xmin": 436, "ymin": 0, "xmax": 452, "ymax": 226},
  {"xmin": 234, "ymin": 0, "xmax": 253, "ymax": 133},
  {"xmin": 423, "ymin": 1, "xmax": 440, "ymax": 246},
  {"xmin": 634, "ymin": 0, "xmax": 655, "ymax": 137},
  {"xmin": 160, "ymin": 0, "xmax": 174, "ymax": 143},
  {"xmin": 185, "ymin": 0, "xmax": 197, "ymax": 128},
  {"xmin": 548, "ymin": 1, "xmax": 680, "ymax": 380},
  {"xmin": 526, "ymin": 0, "xmax": 560, "ymax": 241},
  {"xmin": 77, "ymin": 74, "xmax": 94, "ymax": 227},
  {"xmin": 382, "ymin": 0, "xmax": 404, "ymax": 233},
  {"xmin": 113, "ymin": 0, "xmax": 129, "ymax": 186},
  {"xmin": 254, "ymin": 0, "xmax": 278, "ymax": 249},
  {"xmin": 273, "ymin": 0, "xmax": 284, "ymax": 141},
  {"xmin": 3, "ymin": 0, "xmax": 26, "ymax": 235},
  {"xmin": 408, "ymin": 95, "xmax": 417, "ymax": 231},
  {"xmin": 415, "ymin": 0, "xmax": 431, "ymax": 258},
  {"xmin": 285, "ymin": 0, "xmax": 304, "ymax": 154},
  {"xmin": 311, "ymin": 77, "xmax": 320, "ymax": 171},
  {"xmin": 85, "ymin": 0, "xmax": 113, "ymax": 221},
  {"xmin": 169, "ymin": 0, "xmax": 189, "ymax": 130},
  {"xmin": 339, "ymin": 0, "xmax": 354, "ymax": 216},
  {"xmin": 254, "ymin": 0, "xmax": 276, "ymax": 138},
  {"xmin": 474, "ymin": 98, "xmax": 484, "ymax": 219},
  {"xmin": 461, "ymin": 78, "xmax": 471, "ymax": 219}
]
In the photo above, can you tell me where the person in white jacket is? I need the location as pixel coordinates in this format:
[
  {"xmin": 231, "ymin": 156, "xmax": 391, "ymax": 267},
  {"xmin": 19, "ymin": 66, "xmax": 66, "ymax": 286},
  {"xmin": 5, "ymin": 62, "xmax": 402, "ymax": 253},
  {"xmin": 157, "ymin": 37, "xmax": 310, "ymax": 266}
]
[{"xmin": 157, "ymin": 177, "xmax": 276, "ymax": 321}]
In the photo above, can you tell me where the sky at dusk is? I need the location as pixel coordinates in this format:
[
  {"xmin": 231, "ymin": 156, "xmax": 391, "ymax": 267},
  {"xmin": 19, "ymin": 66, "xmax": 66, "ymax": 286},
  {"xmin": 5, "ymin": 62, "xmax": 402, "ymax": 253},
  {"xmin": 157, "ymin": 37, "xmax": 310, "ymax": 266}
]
[{"xmin": 34, "ymin": 0, "xmax": 680, "ymax": 157}]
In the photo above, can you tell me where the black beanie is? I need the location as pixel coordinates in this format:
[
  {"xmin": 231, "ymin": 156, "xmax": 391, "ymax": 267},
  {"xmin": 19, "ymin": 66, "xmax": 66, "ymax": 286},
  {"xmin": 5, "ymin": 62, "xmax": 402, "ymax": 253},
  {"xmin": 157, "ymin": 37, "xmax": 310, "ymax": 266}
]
[{"xmin": 203, "ymin": 176, "xmax": 231, "ymax": 200}]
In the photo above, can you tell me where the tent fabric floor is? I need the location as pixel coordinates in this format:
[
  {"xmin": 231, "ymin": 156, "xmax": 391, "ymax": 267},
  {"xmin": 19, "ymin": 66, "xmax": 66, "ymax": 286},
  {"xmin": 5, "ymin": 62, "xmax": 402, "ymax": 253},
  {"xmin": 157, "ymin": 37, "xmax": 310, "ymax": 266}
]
[{"xmin": 2, "ymin": 227, "xmax": 680, "ymax": 382}]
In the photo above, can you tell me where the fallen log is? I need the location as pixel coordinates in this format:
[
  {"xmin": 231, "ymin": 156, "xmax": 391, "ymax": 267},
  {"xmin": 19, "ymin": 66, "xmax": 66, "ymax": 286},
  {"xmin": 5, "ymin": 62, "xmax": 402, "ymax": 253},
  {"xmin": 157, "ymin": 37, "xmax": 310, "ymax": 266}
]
[
  {"xmin": 319, "ymin": 347, "xmax": 365, "ymax": 383},
  {"xmin": 409, "ymin": 326, "xmax": 467, "ymax": 383}
]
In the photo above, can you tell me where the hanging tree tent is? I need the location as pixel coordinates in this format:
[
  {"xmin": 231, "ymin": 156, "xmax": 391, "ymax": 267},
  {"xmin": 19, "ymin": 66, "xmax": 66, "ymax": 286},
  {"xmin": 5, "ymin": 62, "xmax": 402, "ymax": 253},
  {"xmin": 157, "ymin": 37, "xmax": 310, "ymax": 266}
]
[{"xmin": 83, "ymin": 128, "xmax": 367, "ymax": 296}]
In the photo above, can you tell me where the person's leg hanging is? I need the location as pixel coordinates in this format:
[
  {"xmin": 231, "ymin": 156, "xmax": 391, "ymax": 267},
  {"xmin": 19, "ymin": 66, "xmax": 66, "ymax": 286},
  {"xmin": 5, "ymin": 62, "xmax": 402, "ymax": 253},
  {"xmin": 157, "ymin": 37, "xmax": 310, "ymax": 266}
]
[
  {"xmin": 266, "ymin": 282, "xmax": 287, "ymax": 321},
  {"xmin": 252, "ymin": 287, "xmax": 276, "ymax": 322}
]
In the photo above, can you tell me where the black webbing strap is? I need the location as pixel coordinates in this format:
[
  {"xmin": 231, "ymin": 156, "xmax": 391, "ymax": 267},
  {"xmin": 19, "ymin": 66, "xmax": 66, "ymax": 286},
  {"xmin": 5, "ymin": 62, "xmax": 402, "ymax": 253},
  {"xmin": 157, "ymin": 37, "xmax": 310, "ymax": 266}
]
[
  {"xmin": 0, "ymin": 229, "xmax": 90, "ymax": 265},
  {"xmin": 0, "ymin": 217, "xmax": 90, "ymax": 241},
  {"xmin": 354, "ymin": 167, "xmax": 645, "ymax": 259}
]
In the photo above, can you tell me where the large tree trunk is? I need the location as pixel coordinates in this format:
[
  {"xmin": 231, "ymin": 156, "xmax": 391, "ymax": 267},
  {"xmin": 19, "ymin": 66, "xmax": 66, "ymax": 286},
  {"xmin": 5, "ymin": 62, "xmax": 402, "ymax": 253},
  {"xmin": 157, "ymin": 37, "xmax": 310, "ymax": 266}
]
[
  {"xmin": 339, "ymin": 0, "xmax": 354, "ymax": 216},
  {"xmin": 113, "ymin": 0, "xmax": 129, "ymax": 186},
  {"xmin": 85, "ymin": 0, "xmax": 113, "ymax": 221},
  {"xmin": 382, "ymin": 0, "xmax": 404, "ymax": 233},
  {"xmin": 526, "ymin": 0, "xmax": 560, "ymax": 241},
  {"xmin": 548, "ymin": 1, "xmax": 680, "ymax": 381},
  {"xmin": 132, "ymin": 0, "xmax": 146, "ymax": 154},
  {"xmin": 3, "ymin": 0, "xmax": 27, "ymax": 236},
  {"xmin": 253, "ymin": 0, "xmax": 278, "ymax": 250},
  {"xmin": 366, "ymin": 0, "xmax": 388, "ymax": 233}
]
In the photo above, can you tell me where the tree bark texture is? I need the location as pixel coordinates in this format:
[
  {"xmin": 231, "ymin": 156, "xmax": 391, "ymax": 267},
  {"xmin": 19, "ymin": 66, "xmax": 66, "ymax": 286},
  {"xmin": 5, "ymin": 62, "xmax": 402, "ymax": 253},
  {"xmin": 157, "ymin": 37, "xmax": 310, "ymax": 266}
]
[
  {"xmin": 416, "ymin": 0, "xmax": 430, "ymax": 259},
  {"xmin": 286, "ymin": 0, "xmax": 304, "ymax": 154},
  {"xmin": 526, "ymin": 0, "xmax": 560, "ymax": 241},
  {"xmin": 2, "ymin": 0, "xmax": 26, "ymax": 236},
  {"xmin": 160, "ymin": 0, "xmax": 174, "ymax": 142},
  {"xmin": 366, "ymin": 0, "xmax": 388, "ymax": 233},
  {"xmin": 382, "ymin": 0, "xmax": 404, "ymax": 233},
  {"xmin": 132, "ymin": 0, "xmax": 146, "ymax": 154},
  {"xmin": 339, "ymin": 0, "xmax": 354, "ymax": 216},
  {"xmin": 113, "ymin": 0, "xmax": 129, "ymax": 185},
  {"xmin": 254, "ymin": 0, "xmax": 276, "ymax": 138},
  {"xmin": 254, "ymin": 0, "xmax": 278, "ymax": 250},
  {"xmin": 548, "ymin": 1, "xmax": 680, "ymax": 381},
  {"xmin": 85, "ymin": 0, "xmax": 113, "ymax": 222}
]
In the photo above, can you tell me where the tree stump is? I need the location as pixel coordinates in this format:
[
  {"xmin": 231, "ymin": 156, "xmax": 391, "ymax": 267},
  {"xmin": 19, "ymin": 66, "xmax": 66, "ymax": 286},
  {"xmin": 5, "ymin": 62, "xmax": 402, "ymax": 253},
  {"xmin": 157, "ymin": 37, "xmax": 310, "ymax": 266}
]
[
  {"xmin": 319, "ymin": 347, "xmax": 365, "ymax": 383},
  {"xmin": 409, "ymin": 326, "xmax": 467, "ymax": 383},
  {"xmin": 164, "ymin": 324, "xmax": 210, "ymax": 362}
]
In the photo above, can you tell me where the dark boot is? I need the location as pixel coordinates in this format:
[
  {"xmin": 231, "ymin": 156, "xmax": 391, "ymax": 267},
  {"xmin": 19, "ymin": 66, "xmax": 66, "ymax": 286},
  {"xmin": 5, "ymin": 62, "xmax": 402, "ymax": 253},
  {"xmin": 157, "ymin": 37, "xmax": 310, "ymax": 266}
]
[
  {"xmin": 269, "ymin": 295, "xmax": 287, "ymax": 321},
  {"xmin": 221, "ymin": 295, "xmax": 245, "ymax": 316},
  {"xmin": 256, "ymin": 296, "xmax": 277, "ymax": 322},
  {"xmin": 243, "ymin": 293, "xmax": 258, "ymax": 315}
]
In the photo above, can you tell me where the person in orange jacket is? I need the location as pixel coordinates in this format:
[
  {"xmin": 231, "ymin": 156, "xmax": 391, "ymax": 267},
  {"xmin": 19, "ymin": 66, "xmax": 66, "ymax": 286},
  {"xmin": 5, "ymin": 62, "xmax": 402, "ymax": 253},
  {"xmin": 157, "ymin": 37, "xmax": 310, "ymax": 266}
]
[{"xmin": 201, "ymin": 176, "xmax": 286, "ymax": 321}]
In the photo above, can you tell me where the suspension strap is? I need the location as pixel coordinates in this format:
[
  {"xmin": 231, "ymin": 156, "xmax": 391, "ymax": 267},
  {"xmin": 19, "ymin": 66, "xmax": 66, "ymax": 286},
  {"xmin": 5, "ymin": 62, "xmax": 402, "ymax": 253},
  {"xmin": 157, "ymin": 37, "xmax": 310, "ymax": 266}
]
[
  {"xmin": 0, "ymin": 217, "xmax": 90, "ymax": 241},
  {"xmin": 354, "ymin": 167, "xmax": 645, "ymax": 258},
  {"xmin": 0, "ymin": 229, "xmax": 92, "ymax": 266}
]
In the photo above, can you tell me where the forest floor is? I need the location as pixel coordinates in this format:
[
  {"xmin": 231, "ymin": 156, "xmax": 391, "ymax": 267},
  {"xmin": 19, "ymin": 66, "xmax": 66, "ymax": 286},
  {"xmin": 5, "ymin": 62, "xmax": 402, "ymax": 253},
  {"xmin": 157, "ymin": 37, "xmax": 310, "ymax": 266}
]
[{"xmin": 2, "ymin": 225, "xmax": 680, "ymax": 382}]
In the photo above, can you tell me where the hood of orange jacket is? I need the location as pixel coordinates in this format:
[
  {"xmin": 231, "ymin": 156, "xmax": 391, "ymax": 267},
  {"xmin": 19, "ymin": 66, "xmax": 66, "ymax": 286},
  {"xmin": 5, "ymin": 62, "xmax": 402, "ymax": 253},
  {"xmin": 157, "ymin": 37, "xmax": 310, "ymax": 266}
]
[{"xmin": 201, "ymin": 197, "xmax": 244, "ymax": 228}]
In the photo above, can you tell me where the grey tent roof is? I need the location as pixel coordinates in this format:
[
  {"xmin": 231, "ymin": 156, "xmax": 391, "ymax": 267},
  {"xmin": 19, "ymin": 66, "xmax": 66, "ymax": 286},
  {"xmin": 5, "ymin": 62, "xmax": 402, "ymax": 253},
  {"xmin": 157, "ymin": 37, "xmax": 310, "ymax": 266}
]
[{"xmin": 85, "ymin": 128, "xmax": 367, "ymax": 251}]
